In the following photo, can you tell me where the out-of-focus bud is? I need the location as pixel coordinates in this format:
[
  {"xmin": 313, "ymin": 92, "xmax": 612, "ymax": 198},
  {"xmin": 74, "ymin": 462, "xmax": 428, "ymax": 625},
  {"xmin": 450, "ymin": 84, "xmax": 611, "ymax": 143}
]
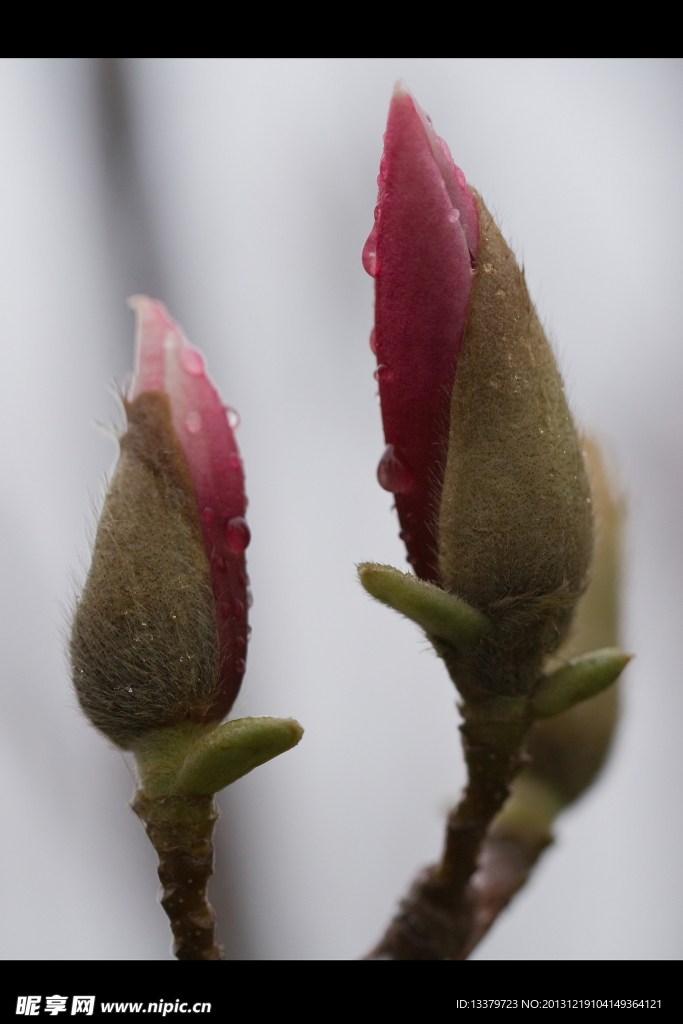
[
  {"xmin": 460, "ymin": 439, "xmax": 625, "ymax": 959},
  {"xmin": 71, "ymin": 298, "xmax": 250, "ymax": 749},
  {"xmin": 490, "ymin": 438, "xmax": 624, "ymax": 841},
  {"xmin": 363, "ymin": 84, "xmax": 593, "ymax": 698},
  {"xmin": 522, "ymin": 437, "xmax": 624, "ymax": 806}
]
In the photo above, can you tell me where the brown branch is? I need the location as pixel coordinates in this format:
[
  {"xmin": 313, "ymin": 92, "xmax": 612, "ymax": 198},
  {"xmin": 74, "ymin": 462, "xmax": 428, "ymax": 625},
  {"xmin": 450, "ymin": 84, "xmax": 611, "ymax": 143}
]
[
  {"xmin": 458, "ymin": 830, "xmax": 552, "ymax": 959},
  {"xmin": 366, "ymin": 708, "xmax": 529, "ymax": 960},
  {"xmin": 132, "ymin": 791, "xmax": 222, "ymax": 960}
]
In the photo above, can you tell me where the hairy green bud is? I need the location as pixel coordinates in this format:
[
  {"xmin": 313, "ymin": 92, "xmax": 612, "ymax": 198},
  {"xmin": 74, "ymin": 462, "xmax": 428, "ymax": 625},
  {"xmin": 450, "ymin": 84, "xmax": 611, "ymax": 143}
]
[
  {"xmin": 438, "ymin": 197, "xmax": 593, "ymax": 697},
  {"xmin": 70, "ymin": 393, "xmax": 219, "ymax": 748}
]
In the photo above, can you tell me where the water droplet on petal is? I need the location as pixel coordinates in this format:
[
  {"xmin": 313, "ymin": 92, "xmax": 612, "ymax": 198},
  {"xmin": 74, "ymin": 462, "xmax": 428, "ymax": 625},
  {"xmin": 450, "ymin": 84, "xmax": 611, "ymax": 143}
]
[
  {"xmin": 447, "ymin": 208, "xmax": 460, "ymax": 224},
  {"xmin": 233, "ymin": 599, "xmax": 245, "ymax": 618},
  {"xmin": 373, "ymin": 202, "xmax": 381, "ymax": 223},
  {"xmin": 185, "ymin": 411, "xmax": 202, "ymax": 434},
  {"xmin": 225, "ymin": 516, "xmax": 251, "ymax": 554},
  {"xmin": 235, "ymin": 635, "xmax": 246, "ymax": 652},
  {"xmin": 228, "ymin": 455, "xmax": 241, "ymax": 471},
  {"xmin": 181, "ymin": 347, "xmax": 204, "ymax": 376},
  {"xmin": 246, "ymin": 588, "xmax": 253, "ymax": 609},
  {"xmin": 212, "ymin": 555, "xmax": 227, "ymax": 573},
  {"xmin": 246, "ymin": 625, "xmax": 252, "ymax": 640},
  {"xmin": 225, "ymin": 407, "xmax": 240, "ymax": 429},
  {"xmin": 369, "ymin": 328, "xmax": 377, "ymax": 355},
  {"xmin": 374, "ymin": 364, "xmax": 393, "ymax": 384},
  {"xmin": 377, "ymin": 444, "xmax": 414, "ymax": 494},
  {"xmin": 362, "ymin": 227, "xmax": 378, "ymax": 277},
  {"xmin": 235, "ymin": 658, "xmax": 245, "ymax": 674},
  {"xmin": 202, "ymin": 507, "xmax": 215, "ymax": 524},
  {"xmin": 379, "ymin": 154, "xmax": 388, "ymax": 181},
  {"xmin": 219, "ymin": 602, "xmax": 231, "ymax": 619}
]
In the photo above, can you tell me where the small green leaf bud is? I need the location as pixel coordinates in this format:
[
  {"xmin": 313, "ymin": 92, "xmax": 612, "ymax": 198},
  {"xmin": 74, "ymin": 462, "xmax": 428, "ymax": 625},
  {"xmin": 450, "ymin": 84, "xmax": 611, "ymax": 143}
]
[
  {"xmin": 357, "ymin": 563, "xmax": 490, "ymax": 648},
  {"xmin": 128, "ymin": 717, "xmax": 304, "ymax": 799},
  {"xmin": 531, "ymin": 648, "xmax": 631, "ymax": 719},
  {"xmin": 177, "ymin": 717, "xmax": 304, "ymax": 796}
]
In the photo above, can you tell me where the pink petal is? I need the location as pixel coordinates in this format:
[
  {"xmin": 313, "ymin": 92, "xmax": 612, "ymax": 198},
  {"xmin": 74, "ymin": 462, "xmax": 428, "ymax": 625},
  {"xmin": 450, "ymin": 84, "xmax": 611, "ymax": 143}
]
[
  {"xmin": 368, "ymin": 85, "xmax": 478, "ymax": 582},
  {"xmin": 129, "ymin": 296, "xmax": 248, "ymax": 721},
  {"xmin": 407, "ymin": 85, "xmax": 479, "ymax": 259}
]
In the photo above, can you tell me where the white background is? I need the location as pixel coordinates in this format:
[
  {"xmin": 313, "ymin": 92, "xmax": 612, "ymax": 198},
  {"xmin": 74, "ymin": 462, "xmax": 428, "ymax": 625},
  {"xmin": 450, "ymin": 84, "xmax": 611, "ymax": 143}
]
[{"xmin": 1, "ymin": 58, "xmax": 682, "ymax": 960}]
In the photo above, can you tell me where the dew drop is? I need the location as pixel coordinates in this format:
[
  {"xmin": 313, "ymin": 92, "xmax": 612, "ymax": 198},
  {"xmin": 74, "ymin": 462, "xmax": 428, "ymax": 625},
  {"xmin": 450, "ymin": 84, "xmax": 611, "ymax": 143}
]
[
  {"xmin": 233, "ymin": 599, "xmax": 245, "ymax": 618},
  {"xmin": 447, "ymin": 208, "xmax": 460, "ymax": 224},
  {"xmin": 378, "ymin": 154, "xmax": 388, "ymax": 182},
  {"xmin": 219, "ymin": 602, "xmax": 231, "ymax": 620},
  {"xmin": 362, "ymin": 227, "xmax": 378, "ymax": 277},
  {"xmin": 181, "ymin": 347, "xmax": 204, "ymax": 376},
  {"xmin": 246, "ymin": 587, "xmax": 253, "ymax": 609},
  {"xmin": 202, "ymin": 507, "xmax": 215, "ymax": 524},
  {"xmin": 369, "ymin": 328, "xmax": 377, "ymax": 355},
  {"xmin": 228, "ymin": 454, "xmax": 241, "ymax": 471},
  {"xmin": 235, "ymin": 658, "xmax": 245, "ymax": 674},
  {"xmin": 225, "ymin": 516, "xmax": 251, "ymax": 554},
  {"xmin": 212, "ymin": 555, "xmax": 227, "ymax": 573},
  {"xmin": 246, "ymin": 626, "xmax": 252, "ymax": 639},
  {"xmin": 377, "ymin": 444, "xmax": 414, "ymax": 494},
  {"xmin": 185, "ymin": 411, "xmax": 202, "ymax": 434},
  {"xmin": 373, "ymin": 202, "xmax": 381, "ymax": 223},
  {"xmin": 373, "ymin": 364, "xmax": 393, "ymax": 384},
  {"xmin": 225, "ymin": 407, "xmax": 240, "ymax": 429},
  {"xmin": 235, "ymin": 635, "xmax": 246, "ymax": 652}
]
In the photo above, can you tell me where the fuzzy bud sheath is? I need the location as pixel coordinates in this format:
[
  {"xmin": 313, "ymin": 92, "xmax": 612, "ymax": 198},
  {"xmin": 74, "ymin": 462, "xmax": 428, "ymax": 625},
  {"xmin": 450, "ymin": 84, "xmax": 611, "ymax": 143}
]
[
  {"xmin": 360, "ymin": 86, "xmax": 625, "ymax": 961},
  {"xmin": 70, "ymin": 298, "xmax": 301, "ymax": 960}
]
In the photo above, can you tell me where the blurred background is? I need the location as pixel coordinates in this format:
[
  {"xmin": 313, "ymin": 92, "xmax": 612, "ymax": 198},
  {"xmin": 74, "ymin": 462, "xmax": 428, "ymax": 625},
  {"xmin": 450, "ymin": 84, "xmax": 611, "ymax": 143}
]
[{"xmin": 1, "ymin": 58, "xmax": 682, "ymax": 960}]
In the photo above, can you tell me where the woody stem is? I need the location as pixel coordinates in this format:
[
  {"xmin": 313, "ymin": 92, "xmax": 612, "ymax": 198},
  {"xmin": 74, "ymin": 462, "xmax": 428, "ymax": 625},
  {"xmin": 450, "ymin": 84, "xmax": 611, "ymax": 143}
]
[
  {"xmin": 131, "ymin": 791, "xmax": 222, "ymax": 961},
  {"xmin": 458, "ymin": 828, "xmax": 553, "ymax": 959},
  {"xmin": 366, "ymin": 702, "xmax": 528, "ymax": 961}
]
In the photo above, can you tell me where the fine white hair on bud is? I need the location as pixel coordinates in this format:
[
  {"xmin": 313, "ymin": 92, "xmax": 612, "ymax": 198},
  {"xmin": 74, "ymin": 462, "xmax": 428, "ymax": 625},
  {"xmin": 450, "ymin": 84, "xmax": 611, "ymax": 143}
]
[
  {"xmin": 437, "ymin": 195, "xmax": 593, "ymax": 698},
  {"xmin": 70, "ymin": 392, "xmax": 219, "ymax": 749}
]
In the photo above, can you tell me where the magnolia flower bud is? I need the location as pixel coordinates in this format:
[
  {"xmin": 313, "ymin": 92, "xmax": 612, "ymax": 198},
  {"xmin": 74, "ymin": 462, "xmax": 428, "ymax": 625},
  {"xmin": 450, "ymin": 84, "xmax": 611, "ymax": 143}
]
[
  {"xmin": 71, "ymin": 298, "xmax": 250, "ymax": 748},
  {"xmin": 363, "ymin": 84, "xmax": 593, "ymax": 697}
]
